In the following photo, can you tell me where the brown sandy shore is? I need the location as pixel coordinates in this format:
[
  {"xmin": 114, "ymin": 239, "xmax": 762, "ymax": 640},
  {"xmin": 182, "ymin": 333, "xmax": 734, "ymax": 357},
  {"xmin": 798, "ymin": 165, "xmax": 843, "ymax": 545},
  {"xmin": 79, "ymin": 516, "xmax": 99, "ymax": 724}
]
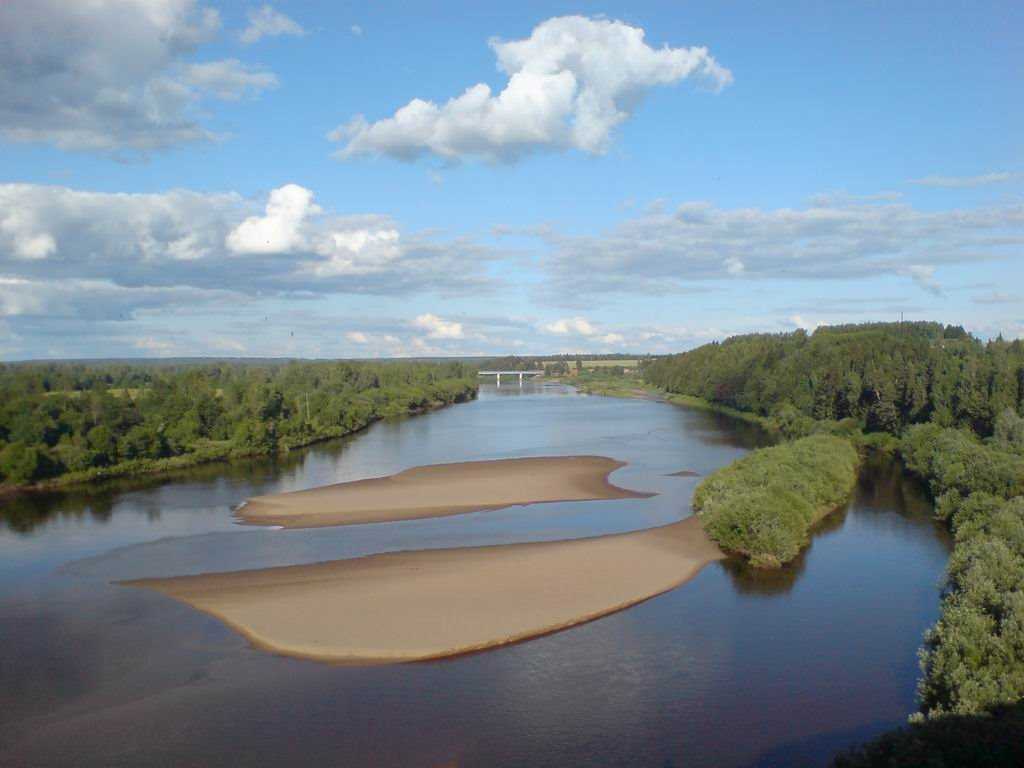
[
  {"xmin": 124, "ymin": 516, "xmax": 723, "ymax": 663},
  {"xmin": 236, "ymin": 455, "xmax": 651, "ymax": 529}
]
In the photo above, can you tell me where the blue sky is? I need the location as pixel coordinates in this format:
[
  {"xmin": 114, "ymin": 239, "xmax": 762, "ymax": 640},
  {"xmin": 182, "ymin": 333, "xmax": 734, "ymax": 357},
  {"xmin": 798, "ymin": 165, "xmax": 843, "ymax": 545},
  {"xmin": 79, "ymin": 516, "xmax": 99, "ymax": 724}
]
[{"xmin": 0, "ymin": 0, "xmax": 1021, "ymax": 359}]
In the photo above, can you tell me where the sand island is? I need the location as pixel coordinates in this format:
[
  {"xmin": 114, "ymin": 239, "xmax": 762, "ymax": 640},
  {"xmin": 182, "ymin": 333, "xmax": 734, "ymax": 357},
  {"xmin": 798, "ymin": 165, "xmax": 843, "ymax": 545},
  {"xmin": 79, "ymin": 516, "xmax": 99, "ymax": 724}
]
[
  {"xmin": 235, "ymin": 455, "xmax": 651, "ymax": 528},
  {"xmin": 125, "ymin": 515, "xmax": 723, "ymax": 663}
]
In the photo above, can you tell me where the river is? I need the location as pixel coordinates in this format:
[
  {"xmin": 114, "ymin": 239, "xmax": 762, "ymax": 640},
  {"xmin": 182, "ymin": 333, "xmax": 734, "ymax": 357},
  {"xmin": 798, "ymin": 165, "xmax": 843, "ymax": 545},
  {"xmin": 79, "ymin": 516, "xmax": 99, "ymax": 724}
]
[{"xmin": 0, "ymin": 382, "xmax": 950, "ymax": 767}]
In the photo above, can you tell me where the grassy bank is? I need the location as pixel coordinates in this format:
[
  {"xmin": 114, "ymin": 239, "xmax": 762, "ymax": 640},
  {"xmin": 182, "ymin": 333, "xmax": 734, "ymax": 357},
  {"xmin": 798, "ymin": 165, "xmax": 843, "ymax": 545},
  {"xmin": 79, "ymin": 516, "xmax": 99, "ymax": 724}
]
[
  {"xmin": 572, "ymin": 374, "xmax": 660, "ymax": 399},
  {"xmin": 693, "ymin": 434, "xmax": 862, "ymax": 567},
  {"xmin": 573, "ymin": 374, "xmax": 775, "ymax": 430}
]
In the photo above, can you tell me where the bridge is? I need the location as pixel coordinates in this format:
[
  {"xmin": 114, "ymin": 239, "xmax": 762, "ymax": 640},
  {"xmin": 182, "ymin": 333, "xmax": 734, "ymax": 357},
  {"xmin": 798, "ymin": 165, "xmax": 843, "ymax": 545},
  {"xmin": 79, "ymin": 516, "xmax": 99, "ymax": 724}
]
[{"xmin": 478, "ymin": 370, "xmax": 544, "ymax": 386}]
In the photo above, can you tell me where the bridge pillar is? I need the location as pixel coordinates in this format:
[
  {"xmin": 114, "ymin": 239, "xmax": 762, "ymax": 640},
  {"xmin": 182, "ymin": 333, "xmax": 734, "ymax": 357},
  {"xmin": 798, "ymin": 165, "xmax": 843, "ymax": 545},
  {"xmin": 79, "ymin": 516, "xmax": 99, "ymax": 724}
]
[
  {"xmin": 496, "ymin": 373, "xmax": 500, "ymax": 387},
  {"xmin": 519, "ymin": 372, "xmax": 524, "ymax": 385}
]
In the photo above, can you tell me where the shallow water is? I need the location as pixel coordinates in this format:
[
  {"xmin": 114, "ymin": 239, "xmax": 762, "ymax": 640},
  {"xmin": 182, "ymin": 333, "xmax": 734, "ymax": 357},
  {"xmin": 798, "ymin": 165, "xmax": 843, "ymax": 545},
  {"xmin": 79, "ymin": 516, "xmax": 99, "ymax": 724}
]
[{"xmin": 0, "ymin": 383, "xmax": 950, "ymax": 767}]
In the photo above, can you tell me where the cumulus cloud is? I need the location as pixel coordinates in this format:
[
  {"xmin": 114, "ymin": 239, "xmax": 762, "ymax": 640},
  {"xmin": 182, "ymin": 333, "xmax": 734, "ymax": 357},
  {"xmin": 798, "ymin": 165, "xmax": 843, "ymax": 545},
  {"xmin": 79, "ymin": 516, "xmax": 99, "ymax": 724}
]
[
  {"xmin": 539, "ymin": 316, "xmax": 631, "ymax": 347},
  {"xmin": 413, "ymin": 313, "xmax": 464, "ymax": 339},
  {"xmin": 908, "ymin": 171, "xmax": 1018, "ymax": 189},
  {"xmin": 345, "ymin": 331, "xmax": 369, "ymax": 344},
  {"xmin": 239, "ymin": 4, "xmax": 305, "ymax": 44},
  {"xmin": 227, "ymin": 184, "xmax": 319, "ymax": 254},
  {"xmin": 330, "ymin": 15, "xmax": 731, "ymax": 163},
  {"xmin": 0, "ymin": 183, "xmax": 498, "ymax": 328},
  {"xmin": 785, "ymin": 315, "xmax": 819, "ymax": 331},
  {"xmin": 543, "ymin": 316, "xmax": 597, "ymax": 335},
  {"xmin": 0, "ymin": 0, "xmax": 277, "ymax": 153},
  {"xmin": 308, "ymin": 224, "xmax": 402, "ymax": 277},
  {"xmin": 539, "ymin": 198, "xmax": 1024, "ymax": 297}
]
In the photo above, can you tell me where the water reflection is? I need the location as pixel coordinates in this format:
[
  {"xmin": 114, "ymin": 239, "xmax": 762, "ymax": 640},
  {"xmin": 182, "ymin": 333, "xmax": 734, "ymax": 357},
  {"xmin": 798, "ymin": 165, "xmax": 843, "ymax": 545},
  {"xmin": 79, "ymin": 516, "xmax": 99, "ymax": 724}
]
[{"xmin": 0, "ymin": 386, "xmax": 951, "ymax": 767}]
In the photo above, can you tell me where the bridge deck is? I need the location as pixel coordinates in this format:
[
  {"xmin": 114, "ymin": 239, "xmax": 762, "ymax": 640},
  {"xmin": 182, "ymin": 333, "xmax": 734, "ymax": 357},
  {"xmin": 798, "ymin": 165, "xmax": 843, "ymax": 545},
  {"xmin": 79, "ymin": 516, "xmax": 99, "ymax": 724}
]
[{"xmin": 478, "ymin": 370, "xmax": 544, "ymax": 375}]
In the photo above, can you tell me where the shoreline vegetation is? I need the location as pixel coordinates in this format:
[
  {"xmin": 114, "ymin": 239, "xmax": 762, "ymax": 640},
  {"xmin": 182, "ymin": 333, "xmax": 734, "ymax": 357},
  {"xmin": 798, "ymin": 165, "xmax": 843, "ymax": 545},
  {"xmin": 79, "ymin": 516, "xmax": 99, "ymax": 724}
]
[
  {"xmin": 237, "ymin": 455, "xmax": 652, "ymax": 528},
  {"xmin": 125, "ymin": 515, "xmax": 723, "ymax": 663},
  {"xmin": 635, "ymin": 321, "xmax": 1024, "ymax": 765},
  {"xmin": 0, "ymin": 360, "xmax": 478, "ymax": 494}
]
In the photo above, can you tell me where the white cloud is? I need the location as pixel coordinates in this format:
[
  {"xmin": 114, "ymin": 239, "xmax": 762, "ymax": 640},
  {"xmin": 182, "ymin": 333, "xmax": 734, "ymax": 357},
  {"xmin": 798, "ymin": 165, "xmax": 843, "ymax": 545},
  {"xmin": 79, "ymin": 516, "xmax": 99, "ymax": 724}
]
[
  {"xmin": 600, "ymin": 332, "xmax": 625, "ymax": 344},
  {"xmin": 413, "ymin": 313, "xmax": 464, "ymax": 339},
  {"xmin": 181, "ymin": 59, "xmax": 278, "ymax": 99},
  {"xmin": 808, "ymin": 190, "xmax": 903, "ymax": 206},
  {"xmin": 0, "ymin": 207, "xmax": 57, "ymax": 260},
  {"xmin": 973, "ymin": 291, "xmax": 1020, "ymax": 305},
  {"xmin": 134, "ymin": 336, "xmax": 180, "ymax": 355},
  {"xmin": 0, "ymin": 183, "xmax": 498, "ymax": 327},
  {"xmin": 908, "ymin": 171, "xmax": 1018, "ymax": 189},
  {"xmin": 309, "ymin": 225, "xmax": 401, "ymax": 276},
  {"xmin": 540, "ymin": 198, "xmax": 1024, "ymax": 297},
  {"xmin": 227, "ymin": 184, "xmax": 319, "ymax": 254},
  {"xmin": 903, "ymin": 264, "xmax": 942, "ymax": 296},
  {"xmin": 345, "ymin": 331, "xmax": 369, "ymax": 344},
  {"xmin": 786, "ymin": 315, "xmax": 819, "ymax": 331},
  {"xmin": 240, "ymin": 4, "xmax": 305, "ymax": 44},
  {"xmin": 543, "ymin": 316, "xmax": 596, "ymax": 335},
  {"xmin": 0, "ymin": 0, "xmax": 276, "ymax": 153},
  {"xmin": 330, "ymin": 15, "xmax": 731, "ymax": 163},
  {"xmin": 724, "ymin": 256, "xmax": 745, "ymax": 275},
  {"xmin": 0, "ymin": 276, "xmax": 234, "ymax": 320},
  {"xmin": 350, "ymin": 25, "xmax": 363, "ymax": 37}
]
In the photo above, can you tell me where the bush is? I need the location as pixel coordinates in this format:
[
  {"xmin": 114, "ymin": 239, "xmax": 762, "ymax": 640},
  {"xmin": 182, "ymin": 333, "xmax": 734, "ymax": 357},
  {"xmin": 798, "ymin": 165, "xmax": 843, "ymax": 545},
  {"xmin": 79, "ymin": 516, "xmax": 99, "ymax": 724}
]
[
  {"xmin": 918, "ymin": 497, "xmax": 1024, "ymax": 717},
  {"xmin": 831, "ymin": 701, "xmax": 1024, "ymax": 767},
  {"xmin": 693, "ymin": 434, "xmax": 861, "ymax": 567},
  {"xmin": 902, "ymin": 425, "xmax": 1024, "ymax": 500}
]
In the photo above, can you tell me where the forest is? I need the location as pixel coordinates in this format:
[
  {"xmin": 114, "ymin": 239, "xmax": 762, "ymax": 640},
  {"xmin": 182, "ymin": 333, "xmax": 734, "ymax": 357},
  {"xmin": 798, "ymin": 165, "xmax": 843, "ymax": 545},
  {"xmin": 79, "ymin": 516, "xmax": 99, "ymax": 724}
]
[
  {"xmin": 643, "ymin": 321, "xmax": 1024, "ymax": 761},
  {"xmin": 0, "ymin": 360, "xmax": 477, "ymax": 489}
]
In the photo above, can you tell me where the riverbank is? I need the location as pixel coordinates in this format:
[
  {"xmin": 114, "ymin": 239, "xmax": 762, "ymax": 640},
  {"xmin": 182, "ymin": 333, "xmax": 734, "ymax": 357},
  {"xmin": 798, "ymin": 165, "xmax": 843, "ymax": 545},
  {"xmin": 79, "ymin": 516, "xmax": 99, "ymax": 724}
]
[
  {"xmin": 237, "ymin": 455, "xmax": 653, "ymax": 528},
  {"xmin": 573, "ymin": 375, "xmax": 773, "ymax": 431},
  {"xmin": 1, "ymin": 390, "xmax": 476, "ymax": 497},
  {"xmin": 125, "ymin": 515, "xmax": 723, "ymax": 663}
]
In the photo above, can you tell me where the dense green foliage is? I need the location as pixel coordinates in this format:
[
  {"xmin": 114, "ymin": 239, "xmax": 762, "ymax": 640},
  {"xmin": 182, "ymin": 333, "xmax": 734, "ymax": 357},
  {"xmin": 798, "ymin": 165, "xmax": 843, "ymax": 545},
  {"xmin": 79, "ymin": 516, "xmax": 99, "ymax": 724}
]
[
  {"xmin": 0, "ymin": 360, "xmax": 476, "ymax": 488},
  {"xmin": 644, "ymin": 321, "xmax": 1024, "ymax": 755},
  {"xmin": 900, "ymin": 421, "xmax": 1024, "ymax": 719},
  {"xmin": 645, "ymin": 322, "xmax": 1024, "ymax": 437},
  {"xmin": 831, "ymin": 701, "xmax": 1024, "ymax": 767},
  {"xmin": 693, "ymin": 434, "xmax": 860, "ymax": 567}
]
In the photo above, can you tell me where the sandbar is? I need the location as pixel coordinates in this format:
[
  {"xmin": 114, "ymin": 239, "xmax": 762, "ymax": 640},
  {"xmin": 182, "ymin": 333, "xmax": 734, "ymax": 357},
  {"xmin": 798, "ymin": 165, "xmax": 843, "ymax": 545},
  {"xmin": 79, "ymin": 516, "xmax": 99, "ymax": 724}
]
[
  {"xmin": 236, "ymin": 455, "xmax": 651, "ymax": 529},
  {"xmin": 124, "ymin": 516, "xmax": 723, "ymax": 663}
]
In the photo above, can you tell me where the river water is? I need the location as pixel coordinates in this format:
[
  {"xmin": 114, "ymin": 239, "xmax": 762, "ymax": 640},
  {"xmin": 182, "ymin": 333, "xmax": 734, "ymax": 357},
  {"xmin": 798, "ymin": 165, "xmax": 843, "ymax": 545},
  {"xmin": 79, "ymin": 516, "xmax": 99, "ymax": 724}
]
[{"xmin": 0, "ymin": 383, "xmax": 950, "ymax": 767}]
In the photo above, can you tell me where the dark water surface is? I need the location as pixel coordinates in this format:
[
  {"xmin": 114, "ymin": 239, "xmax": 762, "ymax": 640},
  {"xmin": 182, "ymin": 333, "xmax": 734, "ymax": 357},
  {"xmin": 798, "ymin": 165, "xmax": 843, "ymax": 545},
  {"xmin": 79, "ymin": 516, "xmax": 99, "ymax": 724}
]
[{"xmin": 0, "ymin": 384, "xmax": 950, "ymax": 767}]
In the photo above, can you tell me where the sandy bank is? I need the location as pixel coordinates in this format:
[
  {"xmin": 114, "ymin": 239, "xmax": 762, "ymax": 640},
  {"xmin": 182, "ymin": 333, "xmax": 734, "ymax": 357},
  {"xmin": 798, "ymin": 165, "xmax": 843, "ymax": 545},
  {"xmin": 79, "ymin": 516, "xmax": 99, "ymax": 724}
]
[
  {"xmin": 125, "ymin": 516, "xmax": 723, "ymax": 663},
  {"xmin": 236, "ymin": 455, "xmax": 651, "ymax": 529}
]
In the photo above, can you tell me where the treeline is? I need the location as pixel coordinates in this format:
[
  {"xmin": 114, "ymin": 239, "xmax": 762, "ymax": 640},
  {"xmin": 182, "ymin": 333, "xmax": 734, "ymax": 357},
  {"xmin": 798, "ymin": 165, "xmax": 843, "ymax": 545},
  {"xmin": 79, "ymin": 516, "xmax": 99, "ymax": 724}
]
[
  {"xmin": 645, "ymin": 322, "xmax": 1024, "ymax": 437},
  {"xmin": 640, "ymin": 321, "xmax": 1024, "ymax": 761},
  {"xmin": 483, "ymin": 354, "xmax": 646, "ymax": 376},
  {"xmin": 0, "ymin": 360, "xmax": 477, "ymax": 488}
]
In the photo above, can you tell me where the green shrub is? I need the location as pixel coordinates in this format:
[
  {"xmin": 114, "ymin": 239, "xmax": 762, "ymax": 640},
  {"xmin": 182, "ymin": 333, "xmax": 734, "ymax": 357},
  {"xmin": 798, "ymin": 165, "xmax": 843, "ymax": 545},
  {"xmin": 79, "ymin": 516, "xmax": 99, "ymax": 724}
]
[
  {"xmin": 831, "ymin": 701, "xmax": 1024, "ymax": 767},
  {"xmin": 693, "ymin": 434, "xmax": 861, "ymax": 567},
  {"xmin": 918, "ymin": 496, "xmax": 1024, "ymax": 717}
]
